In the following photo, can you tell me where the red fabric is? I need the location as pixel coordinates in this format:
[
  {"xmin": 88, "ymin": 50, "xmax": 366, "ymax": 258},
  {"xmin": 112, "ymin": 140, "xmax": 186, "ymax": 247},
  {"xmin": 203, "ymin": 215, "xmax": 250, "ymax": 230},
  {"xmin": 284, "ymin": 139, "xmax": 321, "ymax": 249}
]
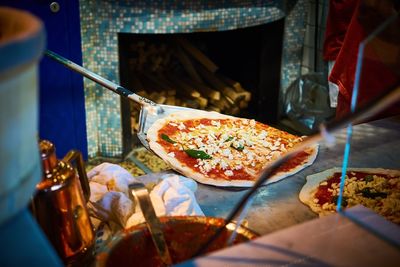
[
  {"xmin": 324, "ymin": 0, "xmax": 400, "ymax": 120},
  {"xmin": 323, "ymin": 0, "xmax": 358, "ymax": 61}
]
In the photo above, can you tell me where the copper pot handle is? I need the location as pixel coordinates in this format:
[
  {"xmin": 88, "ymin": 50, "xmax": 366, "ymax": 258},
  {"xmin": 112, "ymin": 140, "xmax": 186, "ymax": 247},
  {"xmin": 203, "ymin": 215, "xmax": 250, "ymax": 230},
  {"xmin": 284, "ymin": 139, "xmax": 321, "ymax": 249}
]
[{"xmin": 63, "ymin": 150, "xmax": 91, "ymax": 202}]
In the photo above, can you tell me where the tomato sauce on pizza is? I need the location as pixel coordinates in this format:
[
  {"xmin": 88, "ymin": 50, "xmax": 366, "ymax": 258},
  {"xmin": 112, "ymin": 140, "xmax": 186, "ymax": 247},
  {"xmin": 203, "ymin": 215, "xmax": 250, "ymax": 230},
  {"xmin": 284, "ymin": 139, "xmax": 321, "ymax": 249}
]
[
  {"xmin": 303, "ymin": 168, "xmax": 400, "ymax": 224},
  {"xmin": 315, "ymin": 171, "xmax": 394, "ymax": 206},
  {"xmin": 148, "ymin": 112, "xmax": 317, "ymax": 186}
]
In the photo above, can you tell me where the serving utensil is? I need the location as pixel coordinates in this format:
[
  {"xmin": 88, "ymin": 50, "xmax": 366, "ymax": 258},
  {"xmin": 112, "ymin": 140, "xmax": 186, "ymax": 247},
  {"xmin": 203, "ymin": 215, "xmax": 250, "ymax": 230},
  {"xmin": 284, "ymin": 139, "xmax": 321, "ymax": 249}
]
[
  {"xmin": 128, "ymin": 182, "xmax": 172, "ymax": 266},
  {"xmin": 45, "ymin": 50, "xmax": 198, "ymax": 149}
]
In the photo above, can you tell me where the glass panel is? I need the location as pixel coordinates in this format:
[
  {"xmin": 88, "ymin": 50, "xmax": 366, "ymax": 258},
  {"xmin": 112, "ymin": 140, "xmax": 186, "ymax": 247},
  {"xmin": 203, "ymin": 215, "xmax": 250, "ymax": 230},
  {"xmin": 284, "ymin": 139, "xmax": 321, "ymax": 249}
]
[{"xmin": 337, "ymin": 8, "xmax": 400, "ymax": 235}]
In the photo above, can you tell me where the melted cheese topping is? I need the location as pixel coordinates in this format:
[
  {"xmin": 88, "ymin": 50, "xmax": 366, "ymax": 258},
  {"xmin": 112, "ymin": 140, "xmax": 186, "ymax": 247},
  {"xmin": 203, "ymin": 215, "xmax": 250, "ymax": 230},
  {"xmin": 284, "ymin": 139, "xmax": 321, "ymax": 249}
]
[
  {"xmin": 159, "ymin": 118, "xmax": 304, "ymax": 179},
  {"xmin": 312, "ymin": 172, "xmax": 400, "ymax": 224}
]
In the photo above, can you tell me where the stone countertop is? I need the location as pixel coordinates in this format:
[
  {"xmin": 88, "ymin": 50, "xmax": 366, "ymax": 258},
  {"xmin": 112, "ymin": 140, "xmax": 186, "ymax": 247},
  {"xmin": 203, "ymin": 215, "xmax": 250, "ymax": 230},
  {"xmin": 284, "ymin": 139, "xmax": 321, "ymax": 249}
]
[
  {"xmin": 137, "ymin": 116, "xmax": 400, "ymax": 235},
  {"xmin": 179, "ymin": 205, "xmax": 400, "ymax": 267}
]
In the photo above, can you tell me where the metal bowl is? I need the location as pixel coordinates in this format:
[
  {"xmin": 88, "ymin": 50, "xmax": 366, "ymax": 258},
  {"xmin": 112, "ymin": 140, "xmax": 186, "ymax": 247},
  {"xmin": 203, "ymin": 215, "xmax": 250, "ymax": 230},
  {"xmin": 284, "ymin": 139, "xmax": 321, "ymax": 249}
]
[{"xmin": 95, "ymin": 216, "xmax": 258, "ymax": 267}]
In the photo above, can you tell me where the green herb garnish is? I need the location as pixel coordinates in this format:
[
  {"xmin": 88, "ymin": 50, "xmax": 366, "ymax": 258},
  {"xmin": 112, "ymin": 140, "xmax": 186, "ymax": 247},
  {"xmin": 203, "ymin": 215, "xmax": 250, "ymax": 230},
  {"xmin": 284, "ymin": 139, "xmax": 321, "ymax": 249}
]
[
  {"xmin": 225, "ymin": 136, "xmax": 234, "ymax": 142},
  {"xmin": 331, "ymin": 195, "xmax": 348, "ymax": 207},
  {"xmin": 364, "ymin": 175, "xmax": 374, "ymax": 182},
  {"xmin": 161, "ymin": 134, "xmax": 176, "ymax": 144},
  {"xmin": 231, "ymin": 143, "xmax": 245, "ymax": 151},
  {"xmin": 184, "ymin": 149, "xmax": 212, "ymax": 159},
  {"xmin": 360, "ymin": 188, "xmax": 387, "ymax": 199}
]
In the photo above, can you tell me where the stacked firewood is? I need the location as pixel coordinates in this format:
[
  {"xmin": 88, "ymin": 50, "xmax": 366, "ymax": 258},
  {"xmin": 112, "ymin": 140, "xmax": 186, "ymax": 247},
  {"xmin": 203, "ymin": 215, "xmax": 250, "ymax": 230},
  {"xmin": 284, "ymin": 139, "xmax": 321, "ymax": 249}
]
[{"xmin": 127, "ymin": 37, "xmax": 251, "ymax": 132}]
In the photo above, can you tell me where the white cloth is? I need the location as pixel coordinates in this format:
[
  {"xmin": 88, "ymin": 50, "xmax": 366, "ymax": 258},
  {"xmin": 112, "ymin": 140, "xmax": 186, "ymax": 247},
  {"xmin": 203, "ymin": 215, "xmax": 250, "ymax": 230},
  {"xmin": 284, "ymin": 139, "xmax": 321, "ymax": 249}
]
[
  {"xmin": 328, "ymin": 60, "xmax": 339, "ymax": 108},
  {"xmin": 87, "ymin": 163, "xmax": 204, "ymax": 229}
]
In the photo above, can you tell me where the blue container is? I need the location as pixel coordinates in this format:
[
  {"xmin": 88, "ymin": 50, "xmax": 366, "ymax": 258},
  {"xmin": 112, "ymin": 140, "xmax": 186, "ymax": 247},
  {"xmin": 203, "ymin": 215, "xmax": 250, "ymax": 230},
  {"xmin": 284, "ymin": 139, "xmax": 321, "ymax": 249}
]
[{"xmin": 0, "ymin": 7, "xmax": 45, "ymax": 225}]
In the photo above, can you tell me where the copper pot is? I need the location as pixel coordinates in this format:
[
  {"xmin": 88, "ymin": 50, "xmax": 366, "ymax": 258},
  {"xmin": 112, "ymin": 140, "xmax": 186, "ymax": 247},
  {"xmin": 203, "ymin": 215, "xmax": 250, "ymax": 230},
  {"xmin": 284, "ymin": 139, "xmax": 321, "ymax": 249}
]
[
  {"xmin": 32, "ymin": 140, "xmax": 95, "ymax": 266},
  {"xmin": 95, "ymin": 216, "xmax": 258, "ymax": 267}
]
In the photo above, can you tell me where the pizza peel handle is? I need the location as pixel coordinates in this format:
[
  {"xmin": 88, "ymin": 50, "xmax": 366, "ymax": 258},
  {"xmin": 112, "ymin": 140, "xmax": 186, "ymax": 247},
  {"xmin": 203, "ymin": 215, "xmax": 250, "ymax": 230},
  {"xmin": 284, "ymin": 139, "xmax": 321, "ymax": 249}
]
[
  {"xmin": 45, "ymin": 50, "xmax": 158, "ymax": 108},
  {"xmin": 45, "ymin": 50, "xmax": 198, "ymax": 149}
]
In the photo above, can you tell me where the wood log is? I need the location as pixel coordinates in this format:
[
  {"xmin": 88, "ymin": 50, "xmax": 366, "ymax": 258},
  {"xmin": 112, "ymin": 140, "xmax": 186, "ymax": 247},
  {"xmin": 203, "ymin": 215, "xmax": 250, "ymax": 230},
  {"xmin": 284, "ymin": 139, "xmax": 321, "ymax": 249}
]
[
  {"xmin": 142, "ymin": 71, "xmax": 176, "ymax": 96},
  {"xmin": 220, "ymin": 74, "xmax": 241, "ymax": 90},
  {"xmin": 206, "ymin": 105, "xmax": 221, "ymax": 113},
  {"xmin": 217, "ymin": 73, "xmax": 252, "ymax": 101},
  {"xmin": 228, "ymin": 105, "xmax": 241, "ymax": 115},
  {"xmin": 136, "ymin": 90, "xmax": 147, "ymax": 99},
  {"xmin": 148, "ymin": 91, "xmax": 166, "ymax": 104},
  {"xmin": 239, "ymin": 99, "xmax": 249, "ymax": 109},
  {"xmin": 180, "ymin": 76, "xmax": 220, "ymax": 101},
  {"xmin": 196, "ymin": 63, "xmax": 245, "ymax": 103},
  {"xmin": 174, "ymin": 36, "xmax": 219, "ymax": 73},
  {"xmin": 224, "ymin": 95, "xmax": 235, "ymax": 105},
  {"xmin": 173, "ymin": 44, "xmax": 203, "ymax": 83},
  {"xmin": 180, "ymin": 98, "xmax": 200, "ymax": 109},
  {"xmin": 167, "ymin": 73, "xmax": 201, "ymax": 98},
  {"xmin": 165, "ymin": 96, "xmax": 176, "ymax": 106},
  {"xmin": 156, "ymin": 73, "xmax": 177, "ymax": 96},
  {"xmin": 193, "ymin": 96, "xmax": 208, "ymax": 109},
  {"xmin": 209, "ymin": 96, "xmax": 230, "ymax": 112},
  {"xmin": 138, "ymin": 74, "xmax": 169, "ymax": 104}
]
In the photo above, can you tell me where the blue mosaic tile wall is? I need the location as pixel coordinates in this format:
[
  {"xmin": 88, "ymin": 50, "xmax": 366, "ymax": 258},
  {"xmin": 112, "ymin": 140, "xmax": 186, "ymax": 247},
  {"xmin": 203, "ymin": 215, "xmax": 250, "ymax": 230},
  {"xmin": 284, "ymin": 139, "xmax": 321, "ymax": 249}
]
[
  {"xmin": 79, "ymin": 0, "xmax": 306, "ymax": 158},
  {"xmin": 281, "ymin": 0, "xmax": 308, "ymax": 98}
]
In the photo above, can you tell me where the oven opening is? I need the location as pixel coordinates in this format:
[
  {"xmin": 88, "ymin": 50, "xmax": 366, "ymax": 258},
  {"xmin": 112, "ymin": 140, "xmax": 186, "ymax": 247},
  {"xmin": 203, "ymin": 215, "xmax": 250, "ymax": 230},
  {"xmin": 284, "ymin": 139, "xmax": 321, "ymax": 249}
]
[{"xmin": 118, "ymin": 19, "xmax": 284, "ymax": 154}]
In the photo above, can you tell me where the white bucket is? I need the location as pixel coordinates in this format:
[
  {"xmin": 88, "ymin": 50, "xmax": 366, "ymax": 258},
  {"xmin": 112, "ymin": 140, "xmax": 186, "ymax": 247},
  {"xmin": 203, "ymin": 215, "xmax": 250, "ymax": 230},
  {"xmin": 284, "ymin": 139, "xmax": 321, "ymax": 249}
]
[{"xmin": 0, "ymin": 7, "xmax": 45, "ymax": 225}]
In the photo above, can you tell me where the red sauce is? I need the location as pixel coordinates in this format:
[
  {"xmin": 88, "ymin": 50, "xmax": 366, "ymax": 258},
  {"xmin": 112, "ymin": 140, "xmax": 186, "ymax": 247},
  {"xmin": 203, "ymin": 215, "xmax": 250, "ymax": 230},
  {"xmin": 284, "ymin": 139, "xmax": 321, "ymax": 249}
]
[
  {"xmin": 199, "ymin": 118, "xmax": 214, "ymax": 126},
  {"xmin": 275, "ymin": 151, "xmax": 310, "ymax": 173},
  {"xmin": 104, "ymin": 217, "xmax": 255, "ymax": 267},
  {"xmin": 208, "ymin": 167, "xmax": 252, "ymax": 181},
  {"xmin": 157, "ymin": 119, "xmax": 254, "ymax": 181},
  {"xmin": 161, "ymin": 124, "xmax": 180, "ymax": 136},
  {"xmin": 173, "ymin": 150, "xmax": 198, "ymax": 167},
  {"xmin": 156, "ymin": 119, "xmax": 309, "ymax": 182},
  {"xmin": 173, "ymin": 149, "xmax": 252, "ymax": 181}
]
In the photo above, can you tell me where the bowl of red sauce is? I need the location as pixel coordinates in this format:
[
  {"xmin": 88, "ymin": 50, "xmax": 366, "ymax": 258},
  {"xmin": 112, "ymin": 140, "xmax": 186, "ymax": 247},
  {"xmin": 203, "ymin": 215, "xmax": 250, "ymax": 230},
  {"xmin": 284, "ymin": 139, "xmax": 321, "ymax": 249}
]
[{"xmin": 95, "ymin": 216, "xmax": 258, "ymax": 267}]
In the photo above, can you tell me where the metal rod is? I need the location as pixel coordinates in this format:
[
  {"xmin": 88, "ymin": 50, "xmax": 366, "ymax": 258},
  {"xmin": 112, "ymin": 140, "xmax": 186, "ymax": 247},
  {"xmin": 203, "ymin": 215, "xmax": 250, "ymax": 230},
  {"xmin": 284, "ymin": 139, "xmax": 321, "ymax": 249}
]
[
  {"xmin": 45, "ymin": 50, "xmax": 157, "ymax": 107},
  {"xmin": 226, "ymin": 196, "xmax": 254, "ymax": 246},
  {"xmin": 129, "ymin": 183, "xmax": 172, "ymax": 266}
]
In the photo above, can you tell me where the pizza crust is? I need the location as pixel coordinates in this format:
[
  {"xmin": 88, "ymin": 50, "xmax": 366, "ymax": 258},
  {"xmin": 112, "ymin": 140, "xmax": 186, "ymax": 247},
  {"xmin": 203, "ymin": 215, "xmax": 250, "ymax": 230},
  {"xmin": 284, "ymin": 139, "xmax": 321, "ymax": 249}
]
[
  {"xmin": 147, "ymin": 110, "xmax": 319, "ymax": 187},
  {"xmin": 263, "ymin": 145, "xmax": 318, "ymax": 185},
  {"xmin": 148, "ymin": 111, "xmax": 242, "ymax": 187},
  {"xmin": 299, "ymin": 167, "xmax": 400, "ymax": 216}
]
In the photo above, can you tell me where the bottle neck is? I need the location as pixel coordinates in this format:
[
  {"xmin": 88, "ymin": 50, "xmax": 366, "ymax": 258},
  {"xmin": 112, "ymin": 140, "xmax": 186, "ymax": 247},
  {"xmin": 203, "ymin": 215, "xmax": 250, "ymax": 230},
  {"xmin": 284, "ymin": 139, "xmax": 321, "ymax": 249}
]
[{"xmin": 39, "ymin": 140, "xmax": 58, "ymax": 177}]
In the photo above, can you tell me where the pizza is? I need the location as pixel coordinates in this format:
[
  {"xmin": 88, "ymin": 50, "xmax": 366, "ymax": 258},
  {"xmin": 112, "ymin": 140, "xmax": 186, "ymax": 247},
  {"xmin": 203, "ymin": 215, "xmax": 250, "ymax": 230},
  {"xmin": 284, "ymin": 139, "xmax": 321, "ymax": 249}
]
[
  {"xmin": 299, "ymin": 168, "xmax": 400, "ymax": 224},
  {"xmin": 146, "ymin": 110, "xmax": 318, "ymax": 187}
]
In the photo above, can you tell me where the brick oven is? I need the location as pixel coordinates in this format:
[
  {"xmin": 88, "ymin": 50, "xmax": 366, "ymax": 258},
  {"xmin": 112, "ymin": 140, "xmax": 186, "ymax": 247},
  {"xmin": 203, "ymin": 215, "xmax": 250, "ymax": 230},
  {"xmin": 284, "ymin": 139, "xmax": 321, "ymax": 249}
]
[{"xmin": 79, "ymin": 0, "xmax": 309, "ymax": 158}]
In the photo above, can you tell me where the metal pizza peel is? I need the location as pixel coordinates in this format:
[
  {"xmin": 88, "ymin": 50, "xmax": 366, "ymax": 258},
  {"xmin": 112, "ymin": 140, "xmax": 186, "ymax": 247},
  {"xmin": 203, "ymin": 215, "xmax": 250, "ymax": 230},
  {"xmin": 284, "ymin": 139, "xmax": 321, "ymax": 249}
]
[
  {"xmin": 45, "ymin": 50, "xmax": 199, "ymax": 149},
  {"xmin": 136, "ymin": 103, "xmax": 198, "ymax": 149}
]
